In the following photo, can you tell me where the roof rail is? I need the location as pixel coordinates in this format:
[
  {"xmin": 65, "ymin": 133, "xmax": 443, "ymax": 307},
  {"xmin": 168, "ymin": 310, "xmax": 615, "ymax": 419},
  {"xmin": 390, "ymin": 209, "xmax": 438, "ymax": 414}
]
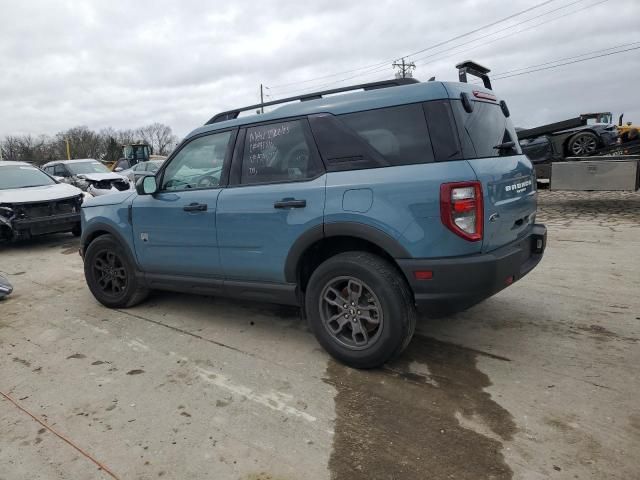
[
  {"xmin": 456, "ymin": 60, "xmax": 492, "ymax": 90},
  {"xmin": 205, "ymin": 78, "xmax": 420, "ymax": 125}
]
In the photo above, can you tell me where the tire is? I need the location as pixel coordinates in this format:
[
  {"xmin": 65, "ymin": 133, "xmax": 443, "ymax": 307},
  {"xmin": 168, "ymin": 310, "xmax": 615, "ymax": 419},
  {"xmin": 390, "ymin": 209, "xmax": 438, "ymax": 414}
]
[
  {"xmin": 71, "ymin": 223, "xmax": 82, "ymax": 237},
  {"xmin": 567, "ymin": 131, "xmax": 598, "ymax": 156},
  {"xmin": 305, "ymin": 251, "xmax": 416, "ymax": 369},
  {"xmin": 83, "ymin": 234, "xmax": 148, "ymax": 308}
]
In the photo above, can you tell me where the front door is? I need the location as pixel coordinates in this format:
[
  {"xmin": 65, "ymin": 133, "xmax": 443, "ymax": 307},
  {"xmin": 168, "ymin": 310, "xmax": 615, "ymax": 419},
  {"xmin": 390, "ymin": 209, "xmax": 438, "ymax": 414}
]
[
  {"xmin": 217, "ymin": 119, "xmax": 326, "ymax": 283},
  {"xmin": 132, "ymin": 130, "xmax": 235, "ymax": 276}
]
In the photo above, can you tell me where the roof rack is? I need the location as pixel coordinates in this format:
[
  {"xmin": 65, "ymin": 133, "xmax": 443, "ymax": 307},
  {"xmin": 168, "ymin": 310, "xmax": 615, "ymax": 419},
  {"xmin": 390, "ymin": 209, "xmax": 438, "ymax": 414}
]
[
  {"xmin": 205, "ymin": 78, "xmax": 420, "ymax": 125},
  {"xmin": 456, "ymin": 60, "xmax": 492, "ymax": 90}
]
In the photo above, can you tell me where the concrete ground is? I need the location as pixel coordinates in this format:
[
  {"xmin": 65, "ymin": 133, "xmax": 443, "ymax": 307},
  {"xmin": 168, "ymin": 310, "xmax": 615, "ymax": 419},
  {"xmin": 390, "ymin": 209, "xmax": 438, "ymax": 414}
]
[{"xmin": 1, "ymin": 190, "xmax": 639, "ymax": 480}]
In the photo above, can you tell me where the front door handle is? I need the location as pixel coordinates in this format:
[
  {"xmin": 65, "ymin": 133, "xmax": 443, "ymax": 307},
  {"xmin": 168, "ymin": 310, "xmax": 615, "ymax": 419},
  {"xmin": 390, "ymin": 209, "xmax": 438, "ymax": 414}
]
[
  {"xmin": 274, "ymin": 199, "xmax": 306, "ymax": 209},
  {"xmin": 183, "ymin": 202, "xmax": 208, "ymax": 212}
]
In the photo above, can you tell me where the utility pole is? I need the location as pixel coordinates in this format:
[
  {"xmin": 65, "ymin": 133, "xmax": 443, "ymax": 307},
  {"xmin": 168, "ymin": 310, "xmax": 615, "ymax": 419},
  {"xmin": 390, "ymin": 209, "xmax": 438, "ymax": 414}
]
[
  {"xmin": 392, "ymin": 57, "xmax": 416, "ymax": 79},
  {"xmin": 260, "ymin": 84, "xmax": 264, "ymax": 114},
  {"xmin": 65, "ymin": 138, "xmax": 71, "ymax": 160}
]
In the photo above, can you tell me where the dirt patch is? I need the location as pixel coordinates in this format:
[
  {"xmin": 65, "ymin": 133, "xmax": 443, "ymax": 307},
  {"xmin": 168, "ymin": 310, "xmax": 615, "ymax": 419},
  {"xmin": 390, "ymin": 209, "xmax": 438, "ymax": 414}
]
[
  {"xmin": 325, "ymin": 335, "xmax": 516, "ymax": 480},
  {"xmin": 574, "ymin": 324, "xmax": 638, "ymax": 344},
  {"xmin": 66, "ymin": 353, "xmax": 86, "ymax": 359},
  {"xmin": 12, "ymin": 357, "xmax": 31, "ymax": 367}
]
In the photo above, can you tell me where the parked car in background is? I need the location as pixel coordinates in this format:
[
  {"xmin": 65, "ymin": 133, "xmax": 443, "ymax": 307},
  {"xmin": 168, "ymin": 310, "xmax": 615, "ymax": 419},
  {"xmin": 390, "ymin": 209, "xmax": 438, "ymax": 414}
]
[
  {"xmin": 43, "ymin": 159, "xmax": 131, "ymax": 196},
  {"xmin": 0, "ymin": 273, "xmax": 13, "ymax": 298},
  {"xmin": 80, "ymin": 61, "xmax": 546, "ymax": 369},
  {"xmin": 518, "ymin": 113, "xmax": 619, "ymax": 179},
  {"xmin": 118, "ymin": 159, "xmax": 165, "ymax": 184},
  {"xmin": 0, "ymin": 161, "xmax": 83, "ymax": 241}
]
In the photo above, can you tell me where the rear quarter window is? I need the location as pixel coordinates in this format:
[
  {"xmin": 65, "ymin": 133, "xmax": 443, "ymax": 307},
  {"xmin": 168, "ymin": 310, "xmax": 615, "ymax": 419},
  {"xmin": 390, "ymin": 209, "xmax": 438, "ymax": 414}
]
[{"xmin": 339, "ymin": 104, "xmax": 434, "ymax": 166}]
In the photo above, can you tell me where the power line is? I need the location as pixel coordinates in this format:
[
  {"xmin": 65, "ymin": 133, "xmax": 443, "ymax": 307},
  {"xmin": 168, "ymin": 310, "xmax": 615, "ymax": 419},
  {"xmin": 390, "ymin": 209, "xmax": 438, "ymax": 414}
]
[
  {"xmin": 354, "ymin": 0, "xmax": 609, "ymax": 86},
  {"xmin": 396, "ymin": 0, "xmax": 557, "ymax": 60},
  {"xmin": 409, "ymin": 0, "xmax": 589, "ymax": 65},
  {"xmin": 493, "ymin": 41, "xmax": 640, "ymax": 76},
  {"xmin": 266, "ymin": 0, "xmax": 557, "ymax": 91},
  {"xmin": 491, "ymin": 45, "xmax": 640, "ymax": 80},
  {"xmin": 271, "ymin": 0, "xmax": 607, "ymax": 98}
]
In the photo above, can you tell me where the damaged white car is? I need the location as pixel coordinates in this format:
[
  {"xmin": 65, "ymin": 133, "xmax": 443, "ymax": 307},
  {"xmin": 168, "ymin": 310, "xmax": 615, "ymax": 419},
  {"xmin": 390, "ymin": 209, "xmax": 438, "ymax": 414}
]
[
  {"xmin": 0, "ymin": 161, "xmax": 84, "ymax": 241},
  {"xmin": 42, "ymin": 159, "xmax": 131, "ymax": 196}
]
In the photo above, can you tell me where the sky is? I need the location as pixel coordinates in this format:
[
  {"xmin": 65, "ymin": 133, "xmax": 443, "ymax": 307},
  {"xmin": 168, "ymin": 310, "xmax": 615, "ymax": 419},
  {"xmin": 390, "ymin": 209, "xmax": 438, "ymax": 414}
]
[{"xmin": 1, "ymin": 0, "xmax": 639, "ymax": 140}]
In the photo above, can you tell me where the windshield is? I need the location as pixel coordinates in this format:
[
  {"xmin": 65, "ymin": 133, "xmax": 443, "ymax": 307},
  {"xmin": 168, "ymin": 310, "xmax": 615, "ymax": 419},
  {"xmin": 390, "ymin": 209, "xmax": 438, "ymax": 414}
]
[
  {"xmin": 0, "ymin": 164, "xmax": 57, "ymax": 190},
  {"xmin": 66, "ymin": 161, "xmax": 110, "ymax": 175}
]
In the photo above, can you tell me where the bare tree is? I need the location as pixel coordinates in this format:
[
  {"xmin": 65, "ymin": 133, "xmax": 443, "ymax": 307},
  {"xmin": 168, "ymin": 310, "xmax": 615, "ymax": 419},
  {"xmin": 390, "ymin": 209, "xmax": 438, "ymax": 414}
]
[
  {"xmin": 136, "ymin": 123, "xmax": 178, "ymax": 155},
  {"xmin": 1, "ymin": 122, "xmax": 179, "ymax": 164}
]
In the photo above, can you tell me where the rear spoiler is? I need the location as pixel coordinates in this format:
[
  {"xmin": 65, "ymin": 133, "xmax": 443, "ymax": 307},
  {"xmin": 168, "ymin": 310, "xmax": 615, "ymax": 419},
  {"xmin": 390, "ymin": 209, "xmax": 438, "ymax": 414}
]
[{"xmin": 456, "ymin": 60, "xmax": 492, "ymax": 90}]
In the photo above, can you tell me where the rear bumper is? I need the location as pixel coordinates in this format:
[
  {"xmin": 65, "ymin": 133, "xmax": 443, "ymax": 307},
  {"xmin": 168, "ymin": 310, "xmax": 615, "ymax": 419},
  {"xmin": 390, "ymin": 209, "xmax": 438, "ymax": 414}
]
[{"xmin": 397, "ymin": 224, "xmax": 547, "ymax": 308}]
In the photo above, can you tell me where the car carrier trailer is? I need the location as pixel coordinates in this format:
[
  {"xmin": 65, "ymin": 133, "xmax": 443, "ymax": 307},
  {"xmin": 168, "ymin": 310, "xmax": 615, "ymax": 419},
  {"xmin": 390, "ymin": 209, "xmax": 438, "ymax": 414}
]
[{"xmin": 550, "ymin": 155, "xmax": 640, "ymax": 191}]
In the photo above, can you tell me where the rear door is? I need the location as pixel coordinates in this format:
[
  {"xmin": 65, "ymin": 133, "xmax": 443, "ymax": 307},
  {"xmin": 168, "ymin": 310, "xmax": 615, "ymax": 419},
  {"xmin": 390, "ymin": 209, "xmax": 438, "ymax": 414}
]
[
  {"xmin": 217, "ymin": 118, "xmax": 326, "ymax": 283},
  {"xmin": 445, "ymin": 90, "xmax": 537, "ymax": 252}
]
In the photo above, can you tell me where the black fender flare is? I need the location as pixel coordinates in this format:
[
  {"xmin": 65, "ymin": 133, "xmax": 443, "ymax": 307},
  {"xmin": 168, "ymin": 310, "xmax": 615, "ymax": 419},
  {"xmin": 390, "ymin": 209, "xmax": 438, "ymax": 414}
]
[
  {"xmin": 81, "ymin": 223, "xmax": 140, "ymax": 270},
  {"xmin": 283, "ymin": 222, "xmax": 411, "ymax": 282}
]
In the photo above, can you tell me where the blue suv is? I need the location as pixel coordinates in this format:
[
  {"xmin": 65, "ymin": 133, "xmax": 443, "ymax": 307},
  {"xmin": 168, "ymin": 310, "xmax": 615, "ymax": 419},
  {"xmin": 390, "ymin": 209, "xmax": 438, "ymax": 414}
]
[{"xmin": 80, "ymin": 61, "xmax": 546, "ymax": 368}]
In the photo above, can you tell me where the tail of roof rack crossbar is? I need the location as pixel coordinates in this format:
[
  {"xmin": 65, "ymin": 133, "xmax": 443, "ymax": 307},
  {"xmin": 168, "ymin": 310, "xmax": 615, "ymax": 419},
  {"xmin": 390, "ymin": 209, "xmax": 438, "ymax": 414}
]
[
  {"xmin": 205, "ymin": 78, "xmax": 419, "ymax": 125},
  {"xmin": 456, "ymin": 60, "xmax": 492, "ymax": 90}
]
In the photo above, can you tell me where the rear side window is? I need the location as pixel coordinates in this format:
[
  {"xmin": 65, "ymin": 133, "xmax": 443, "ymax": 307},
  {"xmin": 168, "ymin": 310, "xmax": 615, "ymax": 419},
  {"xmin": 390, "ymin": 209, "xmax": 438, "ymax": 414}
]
[
  {"xmin": 340, "ymin": 104, "xmax": 434, "ymax": 166},
  {"xmin": 422, "ymin": 100, "xmax": 463, "ymax": 161},
  {"xmin": 241, "ymin": 120, "xmax": 320, "ymax": 184},
  {"xmin": 450, "ymin": 100, "xmax": 522, "ymax": 158}
]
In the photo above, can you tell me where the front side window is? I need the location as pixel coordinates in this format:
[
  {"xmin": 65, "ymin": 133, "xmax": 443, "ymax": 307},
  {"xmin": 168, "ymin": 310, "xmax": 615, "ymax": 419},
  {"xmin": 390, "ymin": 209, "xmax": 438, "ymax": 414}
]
[
  {"xmin": 241, "ymin": 120, "xmax": 318, "ymax": 184},
  {"xmin": 339, "ymin": 104, "xmax": 434, "ymax": 166},
  {"xmin": 162, "ymin": 131, "xmax": 232, "ymax": 191}
]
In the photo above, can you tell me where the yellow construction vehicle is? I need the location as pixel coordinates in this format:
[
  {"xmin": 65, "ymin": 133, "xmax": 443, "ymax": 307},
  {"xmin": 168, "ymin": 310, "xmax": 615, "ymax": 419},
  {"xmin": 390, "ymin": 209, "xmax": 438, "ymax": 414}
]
[{"xmin": 617, "ymin": 114, "xmax": 639, "ymax": 142}]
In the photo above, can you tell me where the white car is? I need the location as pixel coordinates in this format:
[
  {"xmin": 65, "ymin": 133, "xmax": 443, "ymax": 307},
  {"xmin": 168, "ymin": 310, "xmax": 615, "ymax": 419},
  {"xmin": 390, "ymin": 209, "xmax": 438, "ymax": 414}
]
[
  {"xmin": 117, "ymin": 159, "xmax": 164, "ymax": 184},
  {"xmin": 0, "ymin": 161, "xmax": 84, "ymax": 241},
  {"xmin": 42, "ymin": 159, "xmax": 131, "ymax": 196}
]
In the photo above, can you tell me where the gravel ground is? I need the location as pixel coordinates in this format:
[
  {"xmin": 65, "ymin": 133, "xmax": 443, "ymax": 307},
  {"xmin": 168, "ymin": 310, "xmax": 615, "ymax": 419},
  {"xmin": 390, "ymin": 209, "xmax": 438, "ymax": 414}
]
[{"xmin": 1, "ymin": 189, "xmax": 639, "ymax": 480}]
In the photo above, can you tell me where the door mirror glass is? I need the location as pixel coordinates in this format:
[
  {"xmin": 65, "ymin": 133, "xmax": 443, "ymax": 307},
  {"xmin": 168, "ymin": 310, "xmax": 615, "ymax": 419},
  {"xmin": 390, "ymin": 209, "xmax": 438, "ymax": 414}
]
[
  {"xmin": 137, "ymin": 175, "xmax": 157, "ymax": 195},
  {"xmin": 114, "ymin": 167, "xmax": 123, "ymax": 172}
]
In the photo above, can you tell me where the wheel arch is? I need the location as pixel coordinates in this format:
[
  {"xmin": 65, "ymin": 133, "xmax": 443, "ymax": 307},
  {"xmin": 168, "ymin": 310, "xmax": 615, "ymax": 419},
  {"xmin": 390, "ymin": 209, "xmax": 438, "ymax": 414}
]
[
  {"xmin": 285, "ymin": 222, "xmax": 411, "ymax": 291},
  {"xmin": 81, "ymin": 223, "xmax": 139, "ymax": 269}
]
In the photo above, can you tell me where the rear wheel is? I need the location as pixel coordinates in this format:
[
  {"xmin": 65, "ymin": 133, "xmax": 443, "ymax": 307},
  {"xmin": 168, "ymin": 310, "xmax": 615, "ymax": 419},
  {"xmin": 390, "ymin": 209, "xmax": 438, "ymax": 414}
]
[
  {"xmin": 567, "ymin": 131, "xmax": 598, "ymax": 156},
  {"xmin": 84, "ymin": 234, "xmax": 148, "ymax": 308},
  {"xmin": 305, "ymin": 252, "xmax": 415, "ymax": 369}
]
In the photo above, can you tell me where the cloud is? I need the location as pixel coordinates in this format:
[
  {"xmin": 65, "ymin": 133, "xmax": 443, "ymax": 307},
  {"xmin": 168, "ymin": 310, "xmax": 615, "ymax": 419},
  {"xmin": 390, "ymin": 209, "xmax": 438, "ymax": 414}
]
[{"xmin": 1, "ymin": 0, "xmax": 638, "ymax": 138}]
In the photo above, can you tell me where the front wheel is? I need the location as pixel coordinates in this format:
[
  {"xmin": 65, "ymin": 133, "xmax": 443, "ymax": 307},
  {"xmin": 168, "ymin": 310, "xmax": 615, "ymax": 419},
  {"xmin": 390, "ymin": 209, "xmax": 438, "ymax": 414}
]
[
  {"xmin": 84, "ymin": 234, "xmax": 148, "ymax": 308},
  {"xmin": 305, "ymin": 252, "xmax": 416, "ymax": 369}
]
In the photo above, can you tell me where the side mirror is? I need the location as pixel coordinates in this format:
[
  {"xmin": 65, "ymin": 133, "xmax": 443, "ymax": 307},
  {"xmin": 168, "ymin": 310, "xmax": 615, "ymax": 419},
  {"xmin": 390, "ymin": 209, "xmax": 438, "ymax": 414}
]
[
  {"xmin": 136, "ymin": 175, "xmax": 158, "ymax": 195},
  {"xmin": 114, "ymin": 167, "xmax": 123, "ymax": 172},
  {"xmin": 54, "ymin": 176, "xmax": 65, "ymax": 182}
]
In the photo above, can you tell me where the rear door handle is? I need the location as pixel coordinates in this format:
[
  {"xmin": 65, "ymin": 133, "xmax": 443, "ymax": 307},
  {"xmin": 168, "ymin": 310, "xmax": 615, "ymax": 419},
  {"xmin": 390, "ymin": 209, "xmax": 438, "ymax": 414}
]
[
  {"xmin": 274, "ymin": 199, "xmax": 306, "ymax": 209},
  {"xmin": 183, "ymin": 202, "xmax": 208, "ymax": 212}
]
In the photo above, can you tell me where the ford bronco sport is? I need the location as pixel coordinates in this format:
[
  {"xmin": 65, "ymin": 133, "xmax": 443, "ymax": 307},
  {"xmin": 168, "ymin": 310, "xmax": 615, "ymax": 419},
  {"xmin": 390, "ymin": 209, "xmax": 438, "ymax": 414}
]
[{"xmin": 80, "ymin": 61, "xmax": 546, "ymax": 368}]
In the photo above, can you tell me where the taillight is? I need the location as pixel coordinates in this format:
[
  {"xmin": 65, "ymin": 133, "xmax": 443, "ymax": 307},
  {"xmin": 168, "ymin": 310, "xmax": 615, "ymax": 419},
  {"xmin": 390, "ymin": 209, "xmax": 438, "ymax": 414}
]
[{"xmin": 440, "ymin": 181, "xmax": 483, "ymax": 242}]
